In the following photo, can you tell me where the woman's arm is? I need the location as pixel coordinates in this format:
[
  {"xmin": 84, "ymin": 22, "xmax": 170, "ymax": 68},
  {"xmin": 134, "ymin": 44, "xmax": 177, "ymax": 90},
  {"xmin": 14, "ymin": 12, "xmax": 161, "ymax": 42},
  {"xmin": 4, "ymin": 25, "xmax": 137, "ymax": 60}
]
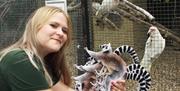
[
  {"xmin": 40, "ymin": 80, "xmax": 126, "ymax": 91},
  {"xmin": 40, "ymin": 81, "xmax": 74, "ymax": 91},
  {"xmin": 39, "ymin": 89, "xmax": 53, "ymax": 91},
  {"xmin": 52, "ymin": 81, "xmax": 74, "ymax": 91}
]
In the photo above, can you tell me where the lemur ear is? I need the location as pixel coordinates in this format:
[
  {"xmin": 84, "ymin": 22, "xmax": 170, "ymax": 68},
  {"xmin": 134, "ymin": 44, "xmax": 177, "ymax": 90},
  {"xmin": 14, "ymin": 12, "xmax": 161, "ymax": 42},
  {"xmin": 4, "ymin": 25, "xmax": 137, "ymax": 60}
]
[
  {"xmin": 108, "ymin": 43, "xmax": 111, "ymax": 45},
  {"xmin": 99, "ymin": 44, "xmax": 102, "ymax": 48},
  {"xmin": 99, "ymin": 44, "xmax": 106, "ymax": 49},
  {"xmin": 99, "ymin": 45, "xmax": 103, "ymax": 48}
]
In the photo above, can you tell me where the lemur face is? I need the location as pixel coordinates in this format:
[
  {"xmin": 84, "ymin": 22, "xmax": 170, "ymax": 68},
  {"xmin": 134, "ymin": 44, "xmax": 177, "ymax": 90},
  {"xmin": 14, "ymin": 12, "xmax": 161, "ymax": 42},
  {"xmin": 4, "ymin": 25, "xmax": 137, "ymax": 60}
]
[{"xmin": 99, "ymin": 43, "xmax": 112, "ymax": 53}]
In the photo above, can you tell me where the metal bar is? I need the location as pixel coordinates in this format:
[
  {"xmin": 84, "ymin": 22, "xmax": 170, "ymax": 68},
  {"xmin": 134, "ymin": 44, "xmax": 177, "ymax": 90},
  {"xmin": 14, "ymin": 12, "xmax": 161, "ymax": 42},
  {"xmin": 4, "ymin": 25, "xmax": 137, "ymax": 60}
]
[{"xmin": 81, "ymin": 0, "xmax": 94, "ymax": 50}]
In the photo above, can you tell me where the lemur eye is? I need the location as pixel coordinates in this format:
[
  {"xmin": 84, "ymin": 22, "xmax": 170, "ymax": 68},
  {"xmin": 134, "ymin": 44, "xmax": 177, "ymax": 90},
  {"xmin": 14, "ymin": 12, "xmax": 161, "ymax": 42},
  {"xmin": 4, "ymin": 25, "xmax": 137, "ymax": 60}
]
[
  {"xmin": 102, "ymin": 46, "xmax": 105, "ymax": 48},
  {"xmin": 90, "ymin": 57, "xmax": 93, "ymax": 60}
]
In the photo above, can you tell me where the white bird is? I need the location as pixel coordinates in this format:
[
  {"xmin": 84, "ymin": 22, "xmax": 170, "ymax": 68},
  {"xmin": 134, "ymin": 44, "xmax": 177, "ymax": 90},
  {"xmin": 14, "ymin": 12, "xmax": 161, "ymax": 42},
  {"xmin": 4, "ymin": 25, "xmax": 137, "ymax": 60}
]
[
  {"xmin": 140, "ymin": 26, "xmax": 165, "ymax": 72},
  {"xmin": 92, "ymin": 2, "xmax": 101, "ymax": 11},
  {"xmin": 95, "ymin": 0, "xmax": 119, "ymax": 16}
]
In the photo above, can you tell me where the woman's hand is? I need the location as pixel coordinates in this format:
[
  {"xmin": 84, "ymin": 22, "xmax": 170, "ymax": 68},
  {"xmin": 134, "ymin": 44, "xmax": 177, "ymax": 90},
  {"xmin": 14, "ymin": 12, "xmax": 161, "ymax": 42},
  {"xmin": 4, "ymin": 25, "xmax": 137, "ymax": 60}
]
[
  {"xmin": 82, "ymin": 77, "xmax": 126, "ymax": 91},
  {"xmin": 82, "ymin": 78, "xmax": 94, "ymax": 91},
  {"xmin": 111, "ymin": 80, "xmax": 126, "ymax": 91}
]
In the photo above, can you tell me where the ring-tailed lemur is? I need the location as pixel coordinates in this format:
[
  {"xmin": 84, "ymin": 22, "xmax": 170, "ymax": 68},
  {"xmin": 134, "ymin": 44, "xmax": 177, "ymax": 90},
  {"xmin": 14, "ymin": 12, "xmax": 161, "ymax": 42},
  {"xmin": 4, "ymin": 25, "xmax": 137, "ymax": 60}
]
[
  {"xmin": 83, "ymin": 43, "xmax": 127, "ymax": 91},
  {"xmin": 73, "ymin": 43, "xmax": 151, "ymax": 91}
]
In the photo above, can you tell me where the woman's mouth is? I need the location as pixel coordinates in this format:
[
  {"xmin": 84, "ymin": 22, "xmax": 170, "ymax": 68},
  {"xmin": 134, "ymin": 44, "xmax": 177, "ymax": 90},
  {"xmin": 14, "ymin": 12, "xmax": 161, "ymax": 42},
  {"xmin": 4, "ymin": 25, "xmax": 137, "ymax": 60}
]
[{"xmin": 52, "ymin": 38, "xmax": 62, "ymax": 43}]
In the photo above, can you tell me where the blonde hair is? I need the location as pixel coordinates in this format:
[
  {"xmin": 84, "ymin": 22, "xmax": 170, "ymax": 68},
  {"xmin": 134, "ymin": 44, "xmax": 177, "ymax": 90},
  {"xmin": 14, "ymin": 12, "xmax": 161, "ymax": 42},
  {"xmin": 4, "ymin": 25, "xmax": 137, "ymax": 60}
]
[{"xmin": 0, "ymin": 6, "xmax": 72, "ymax": 86}]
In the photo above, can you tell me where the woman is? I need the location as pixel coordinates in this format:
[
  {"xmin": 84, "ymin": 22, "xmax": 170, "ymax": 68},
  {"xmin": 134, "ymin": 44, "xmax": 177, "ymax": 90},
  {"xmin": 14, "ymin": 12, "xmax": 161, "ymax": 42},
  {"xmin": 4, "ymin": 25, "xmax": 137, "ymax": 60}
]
[{"xmin": 0, "ymin": 6, "xmax": 125, "ymax": 91}]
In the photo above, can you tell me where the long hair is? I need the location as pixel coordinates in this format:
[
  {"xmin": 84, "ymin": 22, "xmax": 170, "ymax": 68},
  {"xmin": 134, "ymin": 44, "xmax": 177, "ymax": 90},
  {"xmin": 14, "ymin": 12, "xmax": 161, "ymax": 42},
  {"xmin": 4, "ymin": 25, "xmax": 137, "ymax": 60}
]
[{"xmin": 0, "ymin": 6, "xmax": 72, "ymax": 86}]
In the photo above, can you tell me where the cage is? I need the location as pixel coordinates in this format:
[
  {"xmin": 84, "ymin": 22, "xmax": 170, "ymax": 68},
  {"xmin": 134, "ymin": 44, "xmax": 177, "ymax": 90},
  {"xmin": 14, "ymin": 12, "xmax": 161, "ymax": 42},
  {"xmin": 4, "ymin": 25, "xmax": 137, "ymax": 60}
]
[{"xmin": 0, "ymin": 0, "xmax": 179, "ymax": 91}]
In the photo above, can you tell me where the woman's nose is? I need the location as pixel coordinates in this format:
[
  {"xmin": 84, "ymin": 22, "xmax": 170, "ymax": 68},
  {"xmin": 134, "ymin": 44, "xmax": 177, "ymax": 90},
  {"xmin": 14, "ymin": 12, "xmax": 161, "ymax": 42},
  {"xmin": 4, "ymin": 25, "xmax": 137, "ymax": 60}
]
[{"xmin": 56, "ymin": 28, "xmax": 64, "ymax": 36}]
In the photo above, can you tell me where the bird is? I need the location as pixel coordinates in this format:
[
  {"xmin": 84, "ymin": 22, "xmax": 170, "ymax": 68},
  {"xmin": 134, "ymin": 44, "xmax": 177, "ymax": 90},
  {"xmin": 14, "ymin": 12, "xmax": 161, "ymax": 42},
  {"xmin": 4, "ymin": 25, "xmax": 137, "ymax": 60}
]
[
  {"xmin": 92, "ymin": 2, "xmax": 101, "ymax": 15},
  {"xmin": 95, "ymin": 0, "xmax": 119, "ymax": 16},
  {"xmin": 140, "ymin": 26, "xmax": 165, "ymax": 72}
]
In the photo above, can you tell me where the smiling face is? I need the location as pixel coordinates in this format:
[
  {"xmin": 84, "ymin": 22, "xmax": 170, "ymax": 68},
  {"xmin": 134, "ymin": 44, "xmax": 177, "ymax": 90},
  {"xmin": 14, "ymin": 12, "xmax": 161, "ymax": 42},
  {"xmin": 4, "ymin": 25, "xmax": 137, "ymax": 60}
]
[{"xmin": 37, "ymin": 12, "xmax": 68, "ymax": 56}]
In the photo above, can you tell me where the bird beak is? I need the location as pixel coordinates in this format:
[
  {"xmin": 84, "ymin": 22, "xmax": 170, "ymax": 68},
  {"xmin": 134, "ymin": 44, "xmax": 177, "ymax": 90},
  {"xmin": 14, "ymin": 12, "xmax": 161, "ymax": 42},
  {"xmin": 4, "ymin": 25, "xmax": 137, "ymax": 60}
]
[{"xmin": 147, "ymin": 32, "xmax": 150, "ymax": 37}]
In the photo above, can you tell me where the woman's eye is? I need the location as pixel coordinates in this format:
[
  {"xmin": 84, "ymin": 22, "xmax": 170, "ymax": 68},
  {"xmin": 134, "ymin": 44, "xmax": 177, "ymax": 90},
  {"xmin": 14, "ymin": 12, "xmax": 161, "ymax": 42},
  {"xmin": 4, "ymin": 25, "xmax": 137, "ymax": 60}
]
[
  {"xmin": 50, "ymin": 24, "xmax": 58, "ymax": 28},
  {"xmin": 62, "ymin": 27, "xmax": 68, "ymax": 33}
]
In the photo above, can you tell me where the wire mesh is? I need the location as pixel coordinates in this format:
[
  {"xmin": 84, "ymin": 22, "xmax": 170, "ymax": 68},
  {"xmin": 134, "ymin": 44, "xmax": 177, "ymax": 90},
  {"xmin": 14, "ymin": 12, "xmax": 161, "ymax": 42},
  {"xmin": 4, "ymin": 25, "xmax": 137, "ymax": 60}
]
[
  {"xmin": 92, "ymin": 0, "xmax": 179, "ymax": 91},
  {"xmin": 0, "ymin": 0, "xmax": 44, "ymax": 49},
  {"xmin": 0, "ymin": 0, "xmax": 179, "ymax": 91}
]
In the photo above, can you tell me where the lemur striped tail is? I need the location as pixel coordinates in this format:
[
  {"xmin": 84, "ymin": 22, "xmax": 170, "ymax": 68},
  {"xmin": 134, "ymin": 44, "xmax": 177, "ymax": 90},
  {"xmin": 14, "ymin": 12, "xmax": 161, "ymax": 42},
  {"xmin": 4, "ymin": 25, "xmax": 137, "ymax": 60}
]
[
  {"xmin": 114, "ymin": 45, "xmax": 140, "ymax": 64},
  {"xmin": 114, "ymin": 45, "xmax": 151, "ymax": 91},
  {"xmin": 126, "ymin": 64, "xmax": 151, "ymax": 91}
]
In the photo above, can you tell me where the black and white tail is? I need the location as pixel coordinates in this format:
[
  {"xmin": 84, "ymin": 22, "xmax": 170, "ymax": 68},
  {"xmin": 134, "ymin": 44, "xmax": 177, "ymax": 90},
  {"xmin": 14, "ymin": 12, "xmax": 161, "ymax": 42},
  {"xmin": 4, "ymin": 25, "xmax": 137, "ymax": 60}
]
[
  {"xmin": 125, "ymin": 64, "xmax": 151, "ymax": 91},
  {"xmin": 114, "ymin": 45, "xmax": 140, "ymax": 64},
  {"xmin": 114, "ymin": 45, "xmax": 151, "ymax": 91}
]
